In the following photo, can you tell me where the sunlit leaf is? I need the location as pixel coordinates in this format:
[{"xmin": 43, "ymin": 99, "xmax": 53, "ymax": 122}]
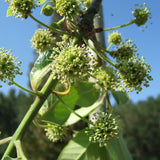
[
  {"xmin": 57, "ymin": 129, "xmax": 90, "ymax": 160},
  {"xmin": 41, "ymin": 87, "xmax": 79, "ymax": 125},
  {"xmin": 65, "ymin": 98, "xmax": 103, "ymax": 126},
  {"xmin": 7, "ymin": 6, "xmax": 13, "ymax": 17},
  {"xmin": 38, "ymin": 93, "xmax": 58, "ymax": 116},
  {"xmin": 30, "ymin": 50, "xmax": 53, "ymax": 91},
  {"xmin": 75, "ymin": 82, "xmax": 100, "ymax": 107},
  {"xmin": 58, "ymin": 129, "xmax": 109, "ymax": 160}
]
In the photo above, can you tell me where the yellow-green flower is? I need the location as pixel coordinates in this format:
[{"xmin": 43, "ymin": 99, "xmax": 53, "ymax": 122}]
[
  {"xmin": 108, "ymin": 31, "xmax": 122, "ymax": 45},
  {"xmin": 31, "ymin": 28, "xmax": 56, "ymax": 54},
  {"xmin": 55, "ymin": 0, "xmax": 86, "ymax": 20},
  {"xmin": 110, "ymin": 40, "xmax": 137, "ymax": 61},
  {"xmin": 7, "ymin": 0, "xmax": 37, "ymax": 18},
  {"xmin": 0, "ymin": 48, "xmax": 22, "ymax": 87},
  {"xmin": 44, "ymin": 123, "xmax": 67, "ymax": 142},
  {"xmin": 85, "ymin": 112, "xmax": 119, "ymax": 147},
  {"xmin": 117, "ymin": 56, "xmax": 153, "ymax": 93},
  {"xmin": 50, "ymin": 41, "xmax": 92, "ymax": 83},
  {"xmin": 93, "ymin": 66, "xmax": 120, "ymax": 92}
]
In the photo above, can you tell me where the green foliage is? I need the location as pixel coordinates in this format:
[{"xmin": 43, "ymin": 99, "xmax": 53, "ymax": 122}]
[
  {"xmin": 0, "ymin": 90, "xmax": 33, "ymax": 158},
  {"xmin": 41, "ymin": 87, "xmax": 79, "ymax": 125},
  {"xmin": 65, "ymin": 98, "xmax": 103, "ymax": 126},
  {"xmin": 107, "ymin": 135, "xmax": 133, "ymax": 160},
  {"xmin": 114, "ymin": 96, "xmax": 160, "ymax": 160},
  {"xmin": 112, "ymin": 89, "xmax": 130, "ymax": 105},
  {"xmin": 30, "ymin": 49, "xmax": 53, "ymax": 90},
  {"xmin": 57, "ymin": 129, "xmax": 91, "ymax": 160},
  {"xmin": 75, "ymin": 82, "xmax": 100, "ymax": 107},
  {"xmin": 4, "ymin": 156, "xmax": 22, "ymax": 160}
]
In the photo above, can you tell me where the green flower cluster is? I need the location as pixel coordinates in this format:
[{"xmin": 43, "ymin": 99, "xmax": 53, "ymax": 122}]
[
  {"xmin": 110, "ymin": 40, "xmax": 137, "ymax": 61},
  {"xmin": 7, "ymin": 0, "xmax": 37, "ymax": 18},
  {"xmin": 50, "ymin": 41, "xmax": 92, "ymax": 83},
  {"xmin": 108, "ymin": 31, "xmax": 122, "ymax": 45},
  {"xmin": 93, "ymin": 66, "xmax": 120, "ymax": 92},
  {"xmin": 133, "ymin": 3, "xmax": 151, "ymax": 26},
  {"xmin": 44, "ymin": 123, "xmax": 66, "ymax": 142},
  {"xmin": 0, "ymin": 48, "xmax": 22, "ymax": 87},
  {"xmin": 43, "ymin": 5, "xmax": 54, "ymax": 16},
  {"xmin": 85, "ymin": 112, "xmax": 119, "ymax": 147},
  {"xmin": 31, "ymin": 28, "xmax": 56, "ymax": 54},
  {"xmin": 55, "ymin": 0, "xmax": 85, "ymax": 20},
  {"xmin": 117, "ymin": 56, "xmax": 153, "ymax": 93}
]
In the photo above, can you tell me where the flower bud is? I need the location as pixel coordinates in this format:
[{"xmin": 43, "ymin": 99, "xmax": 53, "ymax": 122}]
[
  {"xmin": 108, "ymin": 31, "xmax": 122, "ymax": 45},
  {"xmin": 43, "ymin": 5, "xmax": 54, "ymax": 16}
]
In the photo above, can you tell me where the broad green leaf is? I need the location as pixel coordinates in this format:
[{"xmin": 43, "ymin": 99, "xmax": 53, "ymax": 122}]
[
  {"xmin": 37, "ymin": 0, "xmax": 47, "ymax": 5},
  {"xmin": 79, "ymin": 143, "xmax": 109, "ymax": 160},
  {"xmin": 38, "ymin": 93, "xmax": 58, "ymax": 116},
  {"xmin": 7, "ymin": 7, "xmax": 13, "ymax": 17},
  {"xmin": 57, "ymin": 129, "xmax": 90, "ymax": 160},
  {"xmin": 58, "ymin": 129, "xmax": 109, "ymax": 160},
  {"xmin": 30, "ymin": 50, "xmax": 53, "ymax": 90},
  {"xmin": 75, "ymin": 82, "xmax": 100, "ymax": 107},
  {"xmin": 112, "ymin": 89, "xmax": 130, "ymax": 105},
  {"xmin": 65, "ymin": 98, "xmax": 103, "ymax": 126},
  {"xmin": 107, "ymin": 134, "xmax": 133, "ymax": 160},
  {"xmin": 41, "ymin": 87, "xmax": 79, "ymax": 125}
]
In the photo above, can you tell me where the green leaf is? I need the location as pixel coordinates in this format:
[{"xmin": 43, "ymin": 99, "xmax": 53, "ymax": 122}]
[
  {"xmin": 75, "ymin": 82, "xmax": 100, "ymax": 107},
  {"xmin": 37, "ymin": 0, "xmax": 47, "ymax": 5},
  {"xmin": 58, "ymin": 129, "xmax": 109, "ymax": 160},
  {"xmin": 57, "ymin": 129, "xmax": 90, "ymax": 160},
  {"xmin": 41, "ymin": 87, "xmax": 79, "ymax": 125},
  {"xmin": 38, "ymin": 93, "xmax": 58, "ymax": 116},
  {"xmin": 112, "ymin": 89, "xmax": 130, "ymax": 105},
  {"xmin": 4, "ymin": 156, "xmax": 22, "ymax": 160},
  {"xmin": 30, "ymin": 50, "xmax": 53, "ymax": 90},
  {"xmin": 79, "ymin": 143, "xmax": 109, "ymax": 160},
  {"xmin": 107, "ymin": 134, "xmax": 133, "ymax": 160},
  {"xmin": 65, "ymin": 98, "xmax": 103, "ymax": 126},
  {"xmin": 7, "ymin": 6, "xmax": 13, "ymax": 17}
]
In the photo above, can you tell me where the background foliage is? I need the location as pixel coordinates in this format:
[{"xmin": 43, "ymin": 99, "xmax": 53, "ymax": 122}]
[{"xmin": 0, "ymin": 90, "xmax": 159, "ymax": 160}]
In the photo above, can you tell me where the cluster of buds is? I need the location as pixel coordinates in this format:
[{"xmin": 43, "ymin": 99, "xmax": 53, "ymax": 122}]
[
  {"xmin": 7, "ymin": 0, "xmax": 37, "ymax": 18},
  {"xmin": 108, "ymin": 31, "xmax": 122, "ymax": 45},
  {"xmin": 110, "ymin": 40, "xmax": 138, "ymax": 61},
  {"xmin": 0, "ymin": 48, "xmax": 22, "ymax": 87},
  {"xmin": 117, "ymin": 56, "xmax": 153, "ymax": 93},
  {"xmin": 133, "ymin": 3, "xmax": 152, "ymax": 26},
  {"xmin": 44, "ymin": 123, "xmax": 67, "ymax": 142},
  {"xmin": 93, "ymin": 66, "xmax": 120, "ymax": 92},
  {"xmin": 85, "ymin": 112, "xmax": 119, "ymax": 147},
  {"xmin": 55, "ymin": 0, "xmax": 86, "ymax": 20},
  {"xmin": 49, "ymin": 41, "xmax": 92, "ymax": 83},
  {"xmin": 31, "ymin": 28, "xmax": 56, "ymax": 54}
]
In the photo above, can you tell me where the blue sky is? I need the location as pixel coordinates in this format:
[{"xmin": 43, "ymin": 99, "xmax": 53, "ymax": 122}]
[{"xmin": 0, "ymin": 0, "xmax": 159, "ymax": 103}]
